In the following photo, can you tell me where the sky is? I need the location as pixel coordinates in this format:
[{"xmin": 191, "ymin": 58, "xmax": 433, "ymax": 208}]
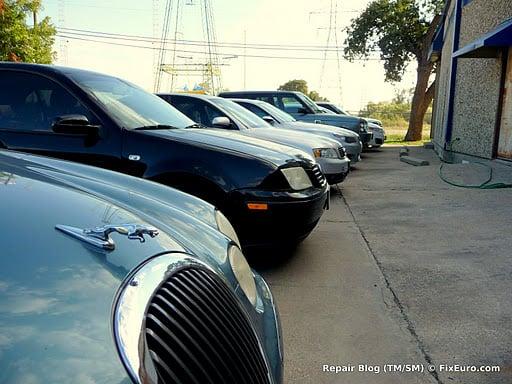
[{"xmin": 40, "ymin": 0, "xmax": 419, "ymax": 113}]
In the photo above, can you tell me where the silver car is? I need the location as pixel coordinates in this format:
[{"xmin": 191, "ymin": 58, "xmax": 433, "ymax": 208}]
[
  {"xmin": 367, "ymin": 122, "xmax": 387, "ymax": 148},
  {"xmin": 233, "ymin": 98, "xmax": 363, "ymax": 164},
  {"xmin": 159, "ymin": 93, "xmax": 351, "ymax": 184}
]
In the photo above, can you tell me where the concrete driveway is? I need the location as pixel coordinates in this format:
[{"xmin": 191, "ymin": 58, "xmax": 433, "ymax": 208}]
[{"xmin": 260, "ymin": 146, "xmax": 512, "ymax": 384}]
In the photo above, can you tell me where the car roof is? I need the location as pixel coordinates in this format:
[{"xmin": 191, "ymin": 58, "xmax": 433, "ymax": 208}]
[
  {"xmin": 228, "ymin": 98, "xmax": 266, "ymax": 105},
  {"xmin": 157, "ymin": 92, "xmax": 221, "ymax": 100},
  {"xmin": 219, "ymin": 90, "xmax": 299, "ymax": 95},
  {"xmin": 0, "ymin": 61, "xmax": 113, "ymax": 79}
]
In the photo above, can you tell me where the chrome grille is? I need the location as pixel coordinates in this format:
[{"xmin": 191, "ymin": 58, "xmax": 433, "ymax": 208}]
[
  {"xmin": 309, "ymin": 164, "xmax": 327, "ymax": 187},
  {"xmin": 145, "ymin": 267, "xmax": 271, "ymax": 384}
]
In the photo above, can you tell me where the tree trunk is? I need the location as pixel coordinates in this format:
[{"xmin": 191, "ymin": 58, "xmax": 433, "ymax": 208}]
[
  {"xmin": 405, "ymin": 61, "xmax": 434, "ymax": 141},
  {"xmin": 404, "ymin": 14, "xmax": 442, "ymax": 142}
]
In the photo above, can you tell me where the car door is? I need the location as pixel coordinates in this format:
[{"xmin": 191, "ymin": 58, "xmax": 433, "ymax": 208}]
[{"xmin": 0, "ymin": 70, "xmax": 122, "ymax": 169}]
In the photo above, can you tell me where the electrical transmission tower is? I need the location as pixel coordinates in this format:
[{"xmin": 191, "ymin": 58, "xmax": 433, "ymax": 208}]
[
  {"xmin": 317, "ymin": 0, "xmax": 343, "ymax": 103},
  {"xmin": 153, "ymin": 0, "xmax": 223, "ymax": 94}
]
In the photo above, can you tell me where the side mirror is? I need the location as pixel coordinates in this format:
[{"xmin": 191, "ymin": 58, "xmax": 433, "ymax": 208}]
[
  {"xmin": 52, "ymin": 115, "xmax": 100, "ymax": 135},
  {"xmin": 212, "ymin": 116, "xmax": 231, "ymax": 128},
  {"xmin": 262, "ymin": 116, "xmax": 276, "ymax": 125}
]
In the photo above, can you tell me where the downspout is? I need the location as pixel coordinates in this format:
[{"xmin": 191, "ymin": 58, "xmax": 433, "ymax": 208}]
[{"xmin": 444, "ymin": 0, "xmax": 463, "ymax": 147}]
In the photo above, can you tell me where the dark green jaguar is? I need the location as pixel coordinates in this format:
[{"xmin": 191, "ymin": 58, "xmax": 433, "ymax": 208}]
[{"xmin": 0, "ymin": 149, "xmax": 282, "ymax": 384}]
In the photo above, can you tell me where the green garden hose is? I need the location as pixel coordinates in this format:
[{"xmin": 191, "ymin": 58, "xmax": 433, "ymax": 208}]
[{"xmin": 438, "ymin": 160, "xmax": 512, "ymax": 189}]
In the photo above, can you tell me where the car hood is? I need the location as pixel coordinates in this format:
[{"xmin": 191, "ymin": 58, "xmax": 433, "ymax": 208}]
[
  {"xmin": 242, "ymin": 127, "xmax": 340, "ymax": 153},
  {"xmin": 0, "ymin": 150, "xmax": 234, "ymax": 383},
  {"xmin": 366, "ymin": 118, "xmax": 383, "ymax": 126},
  {"xmin": 303, "ymin": 113, "xmax": 362, "ymax": 127},
  {"xmin": 146, "ymin": 127, "xmax": 314, "ymax": 165},
  {"xmin": 284, "ymin": 121, "xmax": 359, "ymax": 138},
  {"xmin": 368, "ymin": 122, "xmax": 385, "ymax": 132}
]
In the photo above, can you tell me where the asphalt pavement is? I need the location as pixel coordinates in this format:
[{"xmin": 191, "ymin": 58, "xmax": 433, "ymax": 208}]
[{"xmin": 260, "ymin": 146, "xmax": 512, "ymax": 384}]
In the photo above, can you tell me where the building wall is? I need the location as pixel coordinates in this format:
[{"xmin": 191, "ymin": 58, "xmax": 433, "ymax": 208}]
[
  {"xmin": 437, "ymin": 0, "xmax": 512, "ymax": 158},
  {"xmin": 450, "ymin": 58, "xmax": 502, "ymax": 158},
  {"xmin": 433, "ymin": 0, "xmax": 512, "ymax": 159},
  {"xmin": 432, "ymin": 1, "xmax": 456, "ymax": 147},
  {"xmin": 459, "ymin": 0, "xmax": 512, "ymax": 46}
]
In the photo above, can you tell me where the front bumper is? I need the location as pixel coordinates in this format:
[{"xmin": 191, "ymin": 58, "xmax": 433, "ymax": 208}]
[
  {"xmin": 318, "ymin": 156, "xmax": 350, "ymax": 184},
  {"xmin": 343, "ymin": 141, "xmax": 362, "ymax": 164},
  {"xmin": 368, "ymin": 130, "xmax": 386, "ymax": 146},
  {"xmin": 227, "ymin": 184, "xmax": 329, "ymax": 248},
  {"xmin": 359, "ymin": 131, "xmax": 373, "ymax": 144}
]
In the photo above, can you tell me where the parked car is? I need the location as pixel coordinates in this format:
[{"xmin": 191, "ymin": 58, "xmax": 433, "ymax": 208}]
[
  {"xmin": 366, "ymin": 122, "xmax": 386, "ymax": 148},
  {"xmin": 0, "ymin": 149, "xmax": 282, "ymax": 383},
  {"xmin": 0, "ymin": 63, "xmax": 328, "ymax": 248},
  {"xmin": 230, "ymin": 98, "xmax": 363, "ymax": 164},
  {"xmin": 218, "ymin": 90, "xmax": 373, "ymax": 145},
  {"xmin": 317, "ymin": 101, "xmax": 384, "ymax": 127},
  {"xmin": 158, "ymin": 93, "xmax": 350, "ymax": 184}
]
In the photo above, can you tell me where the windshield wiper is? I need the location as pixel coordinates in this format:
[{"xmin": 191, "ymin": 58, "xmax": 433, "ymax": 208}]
[{"xmin": 133, "ymin": 124, "xmax": 180, "ymax": 130}]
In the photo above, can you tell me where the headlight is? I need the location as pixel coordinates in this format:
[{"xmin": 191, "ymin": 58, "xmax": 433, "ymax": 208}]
[
  {"xmin": 229, "ymin": 246, "xmax": 257, "ymax": 306},
  {"xmin": 281, "ymin": 167, "xmax": 312, "ymax": 190},
  {"xmin": 359, "ymin": 120, "xmax": 368, "ymax": 132},
  {"xmin": 215, "ymin": 210, "xmax": 240, "ymax": 247},
  {"xmin": 313, "ymin": 148, "xmax": 339, "ymax": 159}
]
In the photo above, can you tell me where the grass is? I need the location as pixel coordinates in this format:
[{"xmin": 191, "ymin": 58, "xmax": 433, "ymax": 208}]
[
  {"xmin": 384, "ymin": 133, "xmax": 431, "ymax": 146},
  {"xmin": 382, "ymin": 124, "xmax": 431, "ymax": 146}
]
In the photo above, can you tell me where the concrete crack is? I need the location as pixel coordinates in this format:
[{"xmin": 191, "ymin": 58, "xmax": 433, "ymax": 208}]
[{"xmin": 339, "ymin": 192, "xmax": 444, "ymax": 384}]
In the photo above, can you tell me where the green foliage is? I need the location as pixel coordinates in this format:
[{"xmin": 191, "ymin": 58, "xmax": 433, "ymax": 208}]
[
  {"xmin": 308, "ymin": 90, "xmax": 328, "ymax": 102},
  {"xmin": 278, "ymin": 79, "xmax": 328, "ymax": 101},
  {"xmin": 344, "ymin": 0, "xmax": 443, "ymax": 82},
  {"xmin": 359, "ymin": 96, "xmax": 432, "ymax": 127},
  {"xmin": 278, "ymin": 79, "xmax": 309, "ymax": 94},
  {"xmin": 0, "ymin": 0, "xmax": 56, "ymax": 63}
]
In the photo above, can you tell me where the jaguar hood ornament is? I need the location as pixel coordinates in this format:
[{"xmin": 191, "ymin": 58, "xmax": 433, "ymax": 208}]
[{"xmin": 56, "ymin": 223, "xmax": 159, "ymax": 251}]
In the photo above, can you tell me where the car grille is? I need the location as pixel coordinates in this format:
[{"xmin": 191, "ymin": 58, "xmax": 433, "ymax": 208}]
[
  {"xmin": 344, "ymin": 136, "xmax": 357, "ymax": 143},
  {"xmin": 145, "ymin": 267, "xmax": 271, "ymax": 384},
  {"xmin": 308, "ymin": 164, "xmax": 327, "ymax": 188},
  {"xmin": 338, "ymin": 147, "xmax": 346, "ymax": 158}
]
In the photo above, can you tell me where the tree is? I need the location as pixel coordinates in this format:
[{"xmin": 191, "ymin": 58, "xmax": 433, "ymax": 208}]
[
  {"xmin": 0, "ymin": 0, "xmax": 56, "ymax": 63},
  {"xmin": 278, "ymin": 79, "xmax": 309, "ymax": 94},
  {"xmin": 308, "ymin": 90, "xmax": 328, "ymax": 102},
  {"xmin": 278, "ymin": 79, "xmax": 328, "ymax": 102},
  {"xmin": 344, "ymin": 0, "xmax": 443, "ymax": 141}
]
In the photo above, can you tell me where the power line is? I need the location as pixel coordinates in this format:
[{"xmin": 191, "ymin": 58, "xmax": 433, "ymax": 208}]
[
  {"xmin": 56, "ymin": 34, "xmax": 384, "ymax": 61},
  {"xmin": 57, "ymin": 27, "xmax": 380, "ymax": 53}
]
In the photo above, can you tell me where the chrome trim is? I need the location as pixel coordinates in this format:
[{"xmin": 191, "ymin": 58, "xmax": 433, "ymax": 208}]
[
  {"xmin": 55, "ymin": 223, "xmax": 159, "ymax": 250},
  {"xmin": 112, "ymin": 253, "xmax": 276, "ymax": 384}
]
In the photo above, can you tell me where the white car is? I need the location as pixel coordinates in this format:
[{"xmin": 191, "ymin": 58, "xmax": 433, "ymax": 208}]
[{"xmin": 367, "ymin": 122, "xmax": 386, "ymax": 148}]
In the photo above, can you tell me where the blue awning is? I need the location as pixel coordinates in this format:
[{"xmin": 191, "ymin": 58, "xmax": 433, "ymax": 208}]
[{"xmin": 454, "ymin": 18, "xmax": 512, "ymax": 58}]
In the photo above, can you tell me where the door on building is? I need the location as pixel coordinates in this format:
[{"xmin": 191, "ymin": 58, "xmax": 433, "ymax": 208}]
[{"xmin": 497, "ymin": 49, "xmax": 512, "ymax": 159}]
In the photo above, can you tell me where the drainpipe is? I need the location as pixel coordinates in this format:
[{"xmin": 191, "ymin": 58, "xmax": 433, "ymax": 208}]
[{"xmin": 444, "ymin": 0, "xmax": 463, "ymax": 147}]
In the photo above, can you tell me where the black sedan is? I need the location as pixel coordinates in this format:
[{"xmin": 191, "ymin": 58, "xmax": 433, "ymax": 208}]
[{"xmin": 0, "ymin": 63, "xmax": 329, "ymax": 249}]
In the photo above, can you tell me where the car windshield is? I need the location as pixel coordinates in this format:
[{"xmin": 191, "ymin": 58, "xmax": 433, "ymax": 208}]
[
  {"xmin": 296, "ymin": 93, "xmax": 324, "ymax": 113},
  {"xmin": 260, "ymin": 102, "xmax": 296, "ymax": 123},
  {"xmin": 210, "ymin": 98, "xmax": 270, "ymax": 129},
  {"xmin": 68, "ymin": 72, "xmax": 194, "ymax": 129}
]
